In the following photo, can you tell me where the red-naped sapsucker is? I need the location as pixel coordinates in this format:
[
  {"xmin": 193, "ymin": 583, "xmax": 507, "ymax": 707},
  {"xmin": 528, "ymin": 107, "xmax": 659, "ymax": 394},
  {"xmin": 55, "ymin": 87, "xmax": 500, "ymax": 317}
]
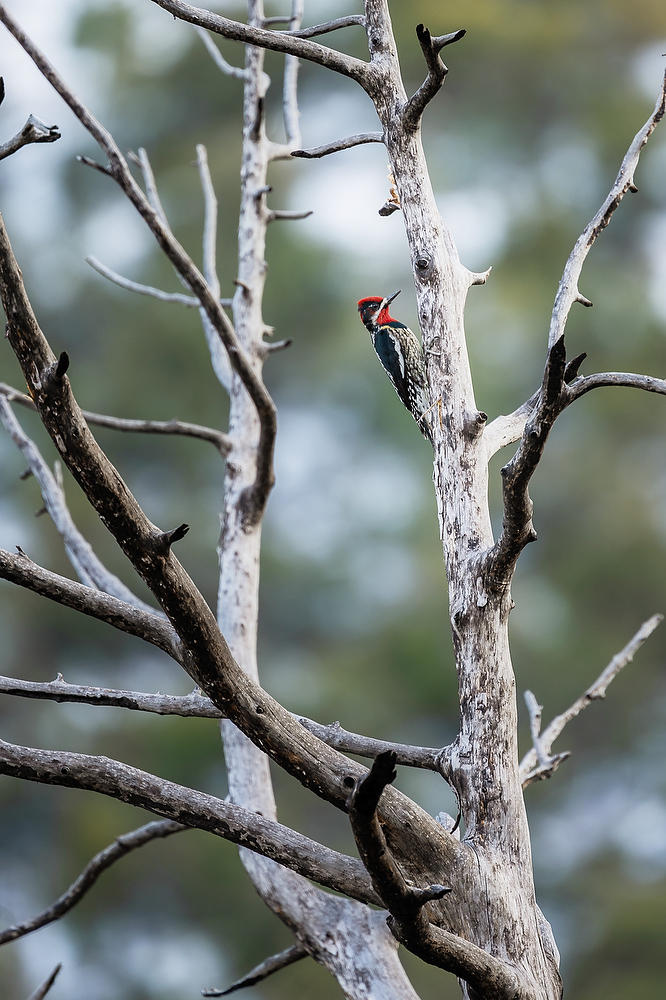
[{"xmin": 357, "ymin": 290, "xmax": 433, "ymax": 442}]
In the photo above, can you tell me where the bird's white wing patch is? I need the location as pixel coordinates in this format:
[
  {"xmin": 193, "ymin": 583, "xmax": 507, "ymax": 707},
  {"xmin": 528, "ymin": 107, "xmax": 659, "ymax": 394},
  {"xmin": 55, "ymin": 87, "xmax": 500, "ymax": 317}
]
[{"xmin": 386, "ymin": 332, "xmax": 405, "ymax": 378}]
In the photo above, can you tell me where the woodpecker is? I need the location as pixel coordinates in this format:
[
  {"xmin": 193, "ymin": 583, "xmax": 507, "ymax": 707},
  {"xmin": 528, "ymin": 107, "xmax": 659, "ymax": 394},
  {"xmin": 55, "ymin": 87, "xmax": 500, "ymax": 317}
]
[{"xmin": 357, "ymin": 290, "xmax": 433, "ymax": 442}]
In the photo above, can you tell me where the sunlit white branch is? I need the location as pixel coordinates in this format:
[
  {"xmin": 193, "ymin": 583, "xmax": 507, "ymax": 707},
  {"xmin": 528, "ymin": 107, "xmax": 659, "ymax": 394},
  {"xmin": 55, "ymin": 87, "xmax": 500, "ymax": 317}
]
[
  {"xmin": 196, "ymin": 25, "xmax": 249, "ymax": 80},
  {"xmin": 548, "ymin": 70, "xmax": 666, "ymax": 348},
  {"xmin": 86, "ymin": 256, "xmax": 204, "ymax": 307}
]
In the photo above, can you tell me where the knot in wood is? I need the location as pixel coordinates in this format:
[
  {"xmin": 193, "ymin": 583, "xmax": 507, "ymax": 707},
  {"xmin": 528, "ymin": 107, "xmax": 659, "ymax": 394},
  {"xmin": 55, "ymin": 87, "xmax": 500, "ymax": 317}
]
[{"xmin": 414, "ymin": 252, "xmax": 434, "ymax": 279}]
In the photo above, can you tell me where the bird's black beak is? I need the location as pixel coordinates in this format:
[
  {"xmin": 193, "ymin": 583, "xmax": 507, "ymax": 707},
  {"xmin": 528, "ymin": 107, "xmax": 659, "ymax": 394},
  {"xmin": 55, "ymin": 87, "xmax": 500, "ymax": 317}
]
[{"xmin": 384, "ymin": 289, "xmax": 401, "ymax": 308}]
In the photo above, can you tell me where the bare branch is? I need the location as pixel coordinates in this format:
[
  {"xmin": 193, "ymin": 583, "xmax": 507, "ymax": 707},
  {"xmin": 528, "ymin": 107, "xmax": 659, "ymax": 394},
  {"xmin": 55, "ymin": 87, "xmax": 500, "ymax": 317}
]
[
  {"xmin": 0, "ymin": 9, "xmax": 274, "ymax": 520},
  {"xmin": 0, "ymin": 113, "xmax": 60, "ymax": 161},
  {"xmin": 281, "ymin": 15, "xmax": 366, "ymax": 39},
  {"xmin": 26, "ymin": 964, "xmax": 62, "ymax": 1000},
  {"xmin": 298, "ymin": 717, "xmax": 444, "ymax": 770},
  {"xmin": 0, "ymin": 398, "xmax": 154, "ymax": 609},
  {"xmin": 521, "ymin": 614, "xmax": 663, "ymax": 786},
  {"xmin": 0, "ymin": 674, "xmax": 451, "ymax": 775},
  {"xmin": 132, "ymin": 143, "xmax": 233, "ymax": 390},
  {"xmin": 0, "ymin": 382, "xmax": 231, "ymax": 455},
  {"xmin": 146, "ymin": 1, "xmax": 370, "ymax": 86},
  {"xmin": 548, "ymin": 70, "xmax": 666, "ymax": 348},
  {"xmin": 0, "ymin": 674, "xmax": 219, "ymax": 717},
  {"xmin": 483, "ymin": 391, "xmax": 540, "ymax": 460},
  {"xmin": 348, "ymin": 753, "xmax": 523, "ymax": 997},
  {"xmin": 131, "ymin": 147, "xmax": 169, "ymax": 224},
  {"xmin": 196, "ymin": 26, "xmax": 249, "ymax": 80},
  {"xmin": 0, "ymin": 738, "xmax": 380, "ymax": 905},
  {"xmin": 523, "ymin": 690, "xmax": 550, "ymax": 770},
  {"xmin": 196, "ymin": 143, "xmax": 220, "ymax": 296},
  {"xmin": 487, "ymin": 336, "xmax": 567, "ymax": 582},
  {"xmin": 291, "ymin": 131, "xmax": 384, "ymax": 159},
  {"xmin": 266, "ymin": 208, "xmax": 312, "ymax": 222},
  {"xmin": 86, "ymin": 255, "xmax": 205, "ymax": 307},
  {"xmin": 0, "ymin": 820, "xmax": 184, "ymax": 946},
  {"xmin": 281, "ymin": 1, "xmax": 304, "ymax": 150},
  {"xmin": 402, "ymin": 24, "xmax": 466, "ymax": 130},
  {"xmin": 0, "ymin": 548, "xmax": 180, "ymax": 660},
  {"xmin": 202, "ymin": 944, "xmax": 308, "ymax": 997},
  {"xmin": 566, "ymin": 370, "xmax": 666, "ymax": 405}
]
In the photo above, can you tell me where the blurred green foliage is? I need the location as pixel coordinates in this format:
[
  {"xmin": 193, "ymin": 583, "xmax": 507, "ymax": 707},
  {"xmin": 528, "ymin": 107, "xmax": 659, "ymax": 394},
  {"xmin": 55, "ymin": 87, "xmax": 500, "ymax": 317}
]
[{"xmin": 1, "ymin": 1, "xmax": 666, "ymax": 998}]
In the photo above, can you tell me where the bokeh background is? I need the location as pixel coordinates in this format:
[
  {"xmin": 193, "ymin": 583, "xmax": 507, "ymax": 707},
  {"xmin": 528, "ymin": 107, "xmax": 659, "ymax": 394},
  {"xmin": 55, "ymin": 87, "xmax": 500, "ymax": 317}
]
[{"xmin": 1, "ymin": 1, "xmax": 666, "ymax": 997}]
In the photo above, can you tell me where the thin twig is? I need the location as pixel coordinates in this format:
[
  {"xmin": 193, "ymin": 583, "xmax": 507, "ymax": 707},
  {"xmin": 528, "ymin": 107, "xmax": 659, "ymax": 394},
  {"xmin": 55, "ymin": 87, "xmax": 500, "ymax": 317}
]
[
  {"xmin": 548, "ymin": 70, "xmax": 666, "ymax": 348},
  {"xmin": 0, "ymin": 382, "xmax": 231, "ymax": 455},
  {"xmin": 202, "ymin": 944, "xmax": 308, "ymax": 997},
  {"xmin": 132, "ymin": 145, "xmax": 233, "ymax": 390},
  {"xmin": 196, "ymin": 144, "xmax": 220, "ymax": 297},
  {"xmin": 26, "ymin": 964, "xmax": 62, "ymax": 1000},
  {"xmin": 281, "ymin": 1, "xmax": 304, "ymax": 149},
  {"xmin": 0, "ymin": 398, "xmax": 155, "ymax": 610},
  {"xmin": 0, "ymin": 821, "xmax": 185, "ymax": 946},
  {"xmin": 86, "ymin": 256, "xmax": 204, "ymax": 306},
  {"xmin": 0, "ymin": 113, "xmax": 60, "ymax": 161},
  {"xmin": 291, "ymin": 131, "xmax": 384, "ymax": 159},
  {"xmin": 196, "ymin": 26, "xmax": 248, "ymax": 80},
  {"xmin": 520, "ymin": 614, "xmax": 663, "ymax": 786},
  {"xmin": 281, "ymin": 15, "xmax": 365, "ymax": 39}
]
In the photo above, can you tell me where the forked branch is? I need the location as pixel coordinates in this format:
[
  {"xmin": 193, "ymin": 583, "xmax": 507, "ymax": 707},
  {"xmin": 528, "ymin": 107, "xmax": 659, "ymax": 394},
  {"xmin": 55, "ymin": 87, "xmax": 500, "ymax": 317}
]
[
  {"xmin": 147, "ymin": 0, "xmax": 370, "ymax": 86},
  {"xmin": 402, "ymin": 24, "xmax": 466, "ymax": 129},
  {"xmin": 488, "ymin": 336, "xmax": 567, "ymax": 582},
  {"xmin": 348, "ymin": 753, "xmax": 525, "ymax": 997},
  {"xmin": 521, "ymin": 614, "xmax": 662, "ymax": 786}
]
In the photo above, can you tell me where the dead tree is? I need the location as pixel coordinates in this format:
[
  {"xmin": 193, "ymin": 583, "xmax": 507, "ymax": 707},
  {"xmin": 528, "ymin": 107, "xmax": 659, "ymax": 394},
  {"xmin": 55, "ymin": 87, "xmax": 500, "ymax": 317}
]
[{"xmin": 0, "ymin": 2, "xmax": 665, "ymax": 998}]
